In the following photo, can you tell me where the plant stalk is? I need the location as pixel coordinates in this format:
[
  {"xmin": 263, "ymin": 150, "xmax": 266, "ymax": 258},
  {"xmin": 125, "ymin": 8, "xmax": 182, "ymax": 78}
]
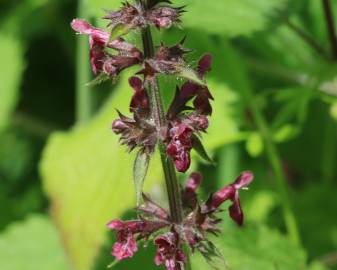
[
  {"xmin": 244, "ymin": 88, "xmax": 301, "ymax": 244},
  {"xmin": 322, "ymin": 0, "xmax": 337, "ymax": 60},
  {"xmin": 140, "ymin": 2, "xmax": 191, "ymax": 268},
  {"xmin": 76, "ymin": 0, "xmax": 92, "ymax": 124}
]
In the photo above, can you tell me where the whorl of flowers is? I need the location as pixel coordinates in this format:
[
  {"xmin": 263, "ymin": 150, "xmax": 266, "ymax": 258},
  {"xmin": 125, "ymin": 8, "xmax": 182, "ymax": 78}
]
[{"xmin": 72, "ymin": 0, "xmax": 253, "ymax": 269}]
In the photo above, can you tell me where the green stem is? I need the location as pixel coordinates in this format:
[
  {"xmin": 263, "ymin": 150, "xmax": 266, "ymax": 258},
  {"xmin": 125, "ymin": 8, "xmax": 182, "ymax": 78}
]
[
  {"xmin": 76, "ymin": 0, "xmax": 92, "ymax": 124},
  {"xmin": 321, "ymin": 114, "xmax": 337, "ymax": 186},
  {"xmin": 322, "ymin": 0, "xmax": 337, "ymax": 60},
  {"xmin": 244, "ymin": 88, "xmax": 300, "ymax": 244}
]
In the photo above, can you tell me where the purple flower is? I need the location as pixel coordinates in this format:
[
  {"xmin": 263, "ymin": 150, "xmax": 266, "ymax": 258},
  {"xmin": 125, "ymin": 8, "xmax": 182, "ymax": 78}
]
[
  {"xmin": 71, "ymin": 19, "xmax": 142, "ymax": 78},
  {"xmin": 154, "ymin": 232, "xmax": 186, "ymax": 270},
  {"xmin": 202, "ymin": 171, "xmax": 254, "ymax": 225},
  {"xmin": 107, "ymin": 219, "xmax": 167, "ymax": 260}
]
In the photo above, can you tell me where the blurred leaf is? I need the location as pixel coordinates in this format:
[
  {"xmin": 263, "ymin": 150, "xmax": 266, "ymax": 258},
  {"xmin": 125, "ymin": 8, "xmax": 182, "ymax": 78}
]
[
  {"xmin": 273, "ymin": 124, "xmax": 301, "ymax": 143},
  {"xmin": 133, "ymin": 151, "xmax": 150, "ymax": 205},
  {"xmin": 0, "ymin": 33, "xmax": 25, "ymax": 132},
  {"xmin": 202, "ymin": 79, "xmax": 246, "ymax": 150},
  {"xmin": 291, "ymin": 185, "xmax": 337, "ymax": 259},
  {"xmin": 177, "ymin": 0, "xmax": 288, "ymax": 37},
  {"xmin": 246, "ymin": 190, "xmax": 277, "ymax": 223},
  {"xmin": 330, "ymin": 103, "xmax": 337, "ymax": 121},
  {"xmin": 0, "ymin": 215, "xmax": 69, "ymax": 270},
  {"xmin": 246, "ymin": 132, "xmax": 264, "ymax": 157},
  {"xmin": 192, "ymin": 223, "xmax": 308, "ymax": 270},
  {"xmin": 0, "ymin": 129, "xmax": 33, "ymax": 183},
  {"xmin": 40, "ymin": 74, "xmax": 163, "ymax": 270}
]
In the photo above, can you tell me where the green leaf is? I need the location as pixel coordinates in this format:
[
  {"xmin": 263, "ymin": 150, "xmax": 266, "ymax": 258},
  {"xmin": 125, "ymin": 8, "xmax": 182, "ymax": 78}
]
[
  {"xmin": 133, "ymin": 151, "xmax": 150, "ymax": 205},
  {"xmin": 0, "ymin": 33, "xmax": 25, "ymax": 132},
  {"xmin": 109, "ymin": 24, "xmax": 132, "ymax": 41},
  {"xmin": 192, "ymin": 223, "xmax": 308, "ymax": 270},
  {"xmin": 246, "ymin": 132, "xmax": 264, "ymax": 157},
  {"xmin": 40, "ymin": 73, "xmax": 163, "ymax": 270},
  {"xmin": 0, "ymin": 215, "xmax": 70, "ymax": 270},
  {"xmin": 192, "ymin": 134, "xmax": 214, "ymax": 164},
  {"xmin": 273, "ymin": 124, "xmax": 300, "ymax": 143},
  {"xmin": 177, "ymin": 67, "xmax": 206, "ymax": 86},
  {"xmin": 202, "ymin": 79, "xmax": 247, "ymax": 150},
  {"xmin": 176, "ymin": 0, "xmax": 288, "ymax": 37}
]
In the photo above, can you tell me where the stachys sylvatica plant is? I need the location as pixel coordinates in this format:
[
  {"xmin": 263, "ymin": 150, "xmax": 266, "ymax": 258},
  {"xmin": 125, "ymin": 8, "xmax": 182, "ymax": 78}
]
[{"xmin": 71, "ymin": 0, "xmax": 253, "ymax": 269}]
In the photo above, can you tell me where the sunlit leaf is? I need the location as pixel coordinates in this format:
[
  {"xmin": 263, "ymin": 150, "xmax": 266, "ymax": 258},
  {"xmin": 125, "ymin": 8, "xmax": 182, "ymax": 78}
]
[
  {"xmin": 192, "ymin": 134, "xmax": 214, "ymax": 165},
  {"xmin": 192, "ymin": 223, "xmax": 308, "ymax": 270},
  {"xmin": 40, "ymin": 74, "xmax": 163, "ymax": 270},
  {"xmin": 133, "ymin": 151, "xmax": 150, "ymax": 205},
  {"xmin": 176, "ymin": 0, "xmax": 288, "ymax": 37}
]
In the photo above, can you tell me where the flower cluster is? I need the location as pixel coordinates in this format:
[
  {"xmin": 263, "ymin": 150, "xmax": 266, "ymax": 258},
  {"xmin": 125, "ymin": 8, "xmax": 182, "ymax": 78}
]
[
  {"xmin": 72, "ymin": 1, "xmax": 211, "ymax": 171},
  {"xmin": 104, "ymin": 1, "xmax": 184, "ymax": 31},
  {"xmin": 107, "ymin": 171, "xmax": 253, "ymax": 269},
  {"xmin": 72, "ymin": 0, "xmax": 254, "ymax": 269}
]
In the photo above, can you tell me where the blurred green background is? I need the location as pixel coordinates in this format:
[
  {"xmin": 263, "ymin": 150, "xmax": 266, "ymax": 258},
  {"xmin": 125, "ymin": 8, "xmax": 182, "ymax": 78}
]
[{"xmin": 1, "ymin": 0, "xmax": 337, "ymax": 269}]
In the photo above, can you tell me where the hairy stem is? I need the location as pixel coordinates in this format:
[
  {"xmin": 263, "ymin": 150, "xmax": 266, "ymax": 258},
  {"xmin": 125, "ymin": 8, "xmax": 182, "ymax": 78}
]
[
  {"xmin": 322, "ymin": 0, "xmax": 337, "ymax": 60},
  {"xmin": 76, "ymin": 0, "xmax": 92, "ymax": 123},
  {"xmin": 243, "ymin": 88, "xmax": 300, "ymax": 244},
  {"xmin": 140, "ymin": 2, "xmax": 191, "ymax": 269},
  {"xmin": 140, "ymin": 0, "xmax": 184, "ymax": 226}
]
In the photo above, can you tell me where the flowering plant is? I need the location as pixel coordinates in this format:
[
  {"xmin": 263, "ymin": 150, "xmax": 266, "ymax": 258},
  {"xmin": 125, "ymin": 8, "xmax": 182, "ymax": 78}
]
[{"xmin": 72, "ymin": 0, "xmax": 253, "ymax": 269}]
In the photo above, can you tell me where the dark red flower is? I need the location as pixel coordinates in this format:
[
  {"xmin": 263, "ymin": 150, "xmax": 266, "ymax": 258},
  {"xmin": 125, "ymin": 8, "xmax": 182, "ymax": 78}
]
[
  {"xmin": 166, "ymin": 123, "xmax": 193, "ymax": 172},
  {"xmin": 182, "ymin": 172, "xmax": 203, "ymax": 209},
  {"xmin": 202, "ymin": 171, "xmax": 254, "ymax": 225},
  {"xmin": 154, "ymin": 232, "xmax": 186, "ymax": 270},
  {"xmin": 129, "ymin": 76, "xmax": 150, "ymax": 116},
  {"xmin": 71, "ymin": 19, "xmax": 142, "ymax": 78},
  {"xmin": 166, "ymin": 114, "xmax": 208, "ymax": 172},
  {"xmin": 180, "ymin": 54, "xmax": 213, "ymax": 115}
]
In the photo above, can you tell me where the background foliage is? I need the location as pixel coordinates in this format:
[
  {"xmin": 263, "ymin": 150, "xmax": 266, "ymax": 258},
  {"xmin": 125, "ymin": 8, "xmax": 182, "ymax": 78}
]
[{"xmin": 0, "ymin": 0, "xmax": 337, "ymax": 269}]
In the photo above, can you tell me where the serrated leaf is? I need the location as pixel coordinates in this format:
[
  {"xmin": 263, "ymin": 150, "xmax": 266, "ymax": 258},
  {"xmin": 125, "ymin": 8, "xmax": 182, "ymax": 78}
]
[
  {"xmin": 192, "ymin": 223, "xmax": 308, "ymax": 270},
  {"xmin": 176, "ymin": 0, "xmax": 288, "ymax": 37},
  {"xmin": 86, "ymin": 73, "xmax": 110, "ymax": 87},
  {"xmin": 246, "ymin": 132, "xmax": 264, "ymax": 157},
  {"xmin": 197, "ymin": 240, "xmax": 228, "ymax": 270},
  {"xmin": 0, "ymin": 215, "xmax": 70, "ymax": 270},
  {"xmin": 0, "ymin": 32, "xmax": 25, "ymax": 132},
  {"xmin": 133, "ymin": 151, "xmax": 150, "ymax": 205},
  {"xmin": 178, "ymin": 67, "xmax": 205, "ymax": 86},
  {"xmin": 192, "ymin": 134, "xmax": 214, "ymax": 164},
  {"xmin": 40, "ymin": 73, "xmax": 163, "ymax": 270}
]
